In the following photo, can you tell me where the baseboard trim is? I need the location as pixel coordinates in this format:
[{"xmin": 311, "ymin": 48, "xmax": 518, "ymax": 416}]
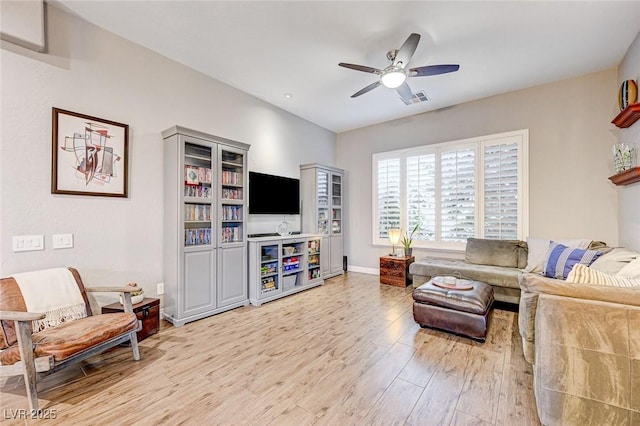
[{"xmin": 347, "ymin": 266, "xmax": 379, "ymax": 275}]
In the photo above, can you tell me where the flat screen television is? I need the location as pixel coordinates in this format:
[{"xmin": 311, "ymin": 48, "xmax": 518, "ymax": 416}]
[{"xmin": 249, "ymin": 172, "xmax": 300, "ymax": 215}]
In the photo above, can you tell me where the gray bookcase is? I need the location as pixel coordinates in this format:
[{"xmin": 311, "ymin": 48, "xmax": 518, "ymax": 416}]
[
  {"xmin": 162, "ymin": 126, "xmax": 250, "ymax": 326},
  {"xmin": 248, "ymin": 234, "xmax": 324, "ymax": 306},
  {"xmin": 300, "ymin": 164, "xmax": 344, "ymax": 277}
]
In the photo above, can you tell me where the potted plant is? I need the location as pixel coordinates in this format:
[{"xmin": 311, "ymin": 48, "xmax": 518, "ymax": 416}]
[{"xmin": 401, "ymin": 224, "xmax": 419, "ymax": 256}]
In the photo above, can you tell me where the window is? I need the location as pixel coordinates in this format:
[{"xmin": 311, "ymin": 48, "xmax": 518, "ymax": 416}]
[{"xmin": 373, "ymin": 130, "xmax": 528, "ymax": 249}]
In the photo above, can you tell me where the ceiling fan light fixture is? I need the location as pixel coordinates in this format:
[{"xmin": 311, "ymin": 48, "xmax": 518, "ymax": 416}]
[{"xmin": 380, "ymin": 69, "xmax": 406, "ymax": 88}]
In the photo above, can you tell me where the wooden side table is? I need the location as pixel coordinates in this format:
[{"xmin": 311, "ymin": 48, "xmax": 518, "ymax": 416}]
[
  {"xmin": 102, "ymin": 297, "xmax": 160, "ymax": 342},
  {"xmin": 380, "ymin": 256, "xmax": 415, "ymax": 287}
]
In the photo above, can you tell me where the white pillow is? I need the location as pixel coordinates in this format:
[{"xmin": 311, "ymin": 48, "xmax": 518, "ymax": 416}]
[
  {"xmin": 524, "ymin": 237, "xmax": 592, "ymax": 273},
  {"xmin": 591, "ymin": 248, "xmax": 640, "ymax": 275},
  {"xmin": 617, "ymin": 258, "xmax": 640, "ymax": 279},
  {"xmin": 567, "ymin": 264, "xmax": 640, "ymax": 287}
]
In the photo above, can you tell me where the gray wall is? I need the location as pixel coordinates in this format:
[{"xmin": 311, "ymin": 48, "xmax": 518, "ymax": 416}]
[
  {"xmin": 617, "ymin": 32, "xmax": 640, "ymax": 252},
  {"xmin": 337, "ymin": 69, "xmax": 619, "ymax": 271},
  {"xmin": 0, "ymin": 4, "xmax": 336, "ymax": 298}
]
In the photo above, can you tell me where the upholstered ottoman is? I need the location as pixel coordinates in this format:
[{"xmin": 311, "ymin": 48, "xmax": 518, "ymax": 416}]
[{"xmin": 412, "ymin": 278, "xmax": 494, "ymax": 341}]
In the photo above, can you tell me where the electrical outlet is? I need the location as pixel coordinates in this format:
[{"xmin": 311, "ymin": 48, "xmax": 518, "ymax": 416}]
[
  {"xmin": 12, "ymin": 235, "xmax": 44, "ymax": 252},
  {"xmin": 157, "ymin": 282, "xmax": 164, "ymax": 295},
  {"xmin": 52, "ymin": 233, "xmax": 73, "ymax": 249}
]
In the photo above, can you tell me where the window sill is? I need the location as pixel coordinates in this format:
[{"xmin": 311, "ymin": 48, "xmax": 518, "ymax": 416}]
[{"xmin": 373, "ymin": 242, "xmax": 466, "ymax": 256}]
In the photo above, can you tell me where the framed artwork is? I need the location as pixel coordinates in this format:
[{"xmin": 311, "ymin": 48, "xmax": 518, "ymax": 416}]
[{"xmin": 51, "ymin": 107, "xmax": 129, "ymax": 197}]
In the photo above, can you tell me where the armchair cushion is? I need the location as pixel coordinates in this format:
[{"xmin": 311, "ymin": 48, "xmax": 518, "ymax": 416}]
[{"xmin": 0, "ymin": 312, "xmax": 137, "ymax": 365}]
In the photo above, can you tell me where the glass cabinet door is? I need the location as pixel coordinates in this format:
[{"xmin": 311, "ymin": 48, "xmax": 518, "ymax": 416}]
[
  {"xmin": 307, "ymin": 239, "xmax": 321, "ymax": 281},
  {"xmin": 220, "ymin": 147, "xmax": 245, "ymax": 244},
  {"xmin": 331, "ymin": 173, "xmax": 342, "ymax": 235},
  {"xmin": 260, "ymin": 244, "xmax": 279, "ymax": 295},
  {"xmin": 331, "ymin": 173, "xmax": 342, "ymax": 207},
  {"xmin": 184, "ymin": 142, "xmax": 213, "ymax": 247},
  {"xmin": 317, "ymin": 170, "xmax": 329, "ymax": 234}
]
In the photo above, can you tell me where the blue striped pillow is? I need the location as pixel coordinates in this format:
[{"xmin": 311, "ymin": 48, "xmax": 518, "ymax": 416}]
[{"xmin": 543, "ymin": 242, "xmax": 603, "ymax": 280}]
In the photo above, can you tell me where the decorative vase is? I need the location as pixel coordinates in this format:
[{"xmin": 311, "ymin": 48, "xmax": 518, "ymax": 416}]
[
  {"xmin": 276, "ymin": 220, "xmax": 291, "ymax": 236},
  {"xmin": 618, "ymin": 80, "xmax": 638, "ymax": 111},
  {"xmin": 405, "ymin": 247, "xmax": 413, "ymax": 257},
  {"xmin": 613, "ymin": 143, "xmax": 636, "ymax": 173}
]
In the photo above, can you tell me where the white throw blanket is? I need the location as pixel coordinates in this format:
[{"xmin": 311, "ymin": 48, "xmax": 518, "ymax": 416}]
[{"xmin": 11, "ymin": 268, "xmax": 87, "ymax": 332}]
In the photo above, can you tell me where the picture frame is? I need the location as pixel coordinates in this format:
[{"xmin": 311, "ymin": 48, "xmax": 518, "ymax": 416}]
[
  {"xmin": 51, "ymin": 107, "xmax": 129, "ymax": 197},
  {"xmin": 395, "ymin": 248, "xmax": 405, "ymax": 258}
]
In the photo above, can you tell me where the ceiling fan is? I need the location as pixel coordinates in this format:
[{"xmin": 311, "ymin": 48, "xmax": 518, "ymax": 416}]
[{"xmin": 338, "ymin": 33, "xmax": 459, "ymax": 102}]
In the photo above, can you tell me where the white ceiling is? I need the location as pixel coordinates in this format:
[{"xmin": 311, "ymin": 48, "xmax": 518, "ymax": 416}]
[{"xmin": 53, "ymin": 1, "xmax": 640, "ymax": 133}]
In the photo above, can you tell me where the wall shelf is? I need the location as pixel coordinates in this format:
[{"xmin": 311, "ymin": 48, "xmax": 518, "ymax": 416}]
[
  {"xmin": 612, "ymin": 103, "xmax": 640, "ymax": 128},
  {"xmin": 608, "ymin": 166, "xmax": 640, "ymax": 186}
]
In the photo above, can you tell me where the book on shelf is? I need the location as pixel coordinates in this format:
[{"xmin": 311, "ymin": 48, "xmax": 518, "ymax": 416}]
[
  {"xmin": 185, "ymin": 204, "xmax": 211, "ymax": 221},
  {"xmin": 221, "ymin": 171, "xmax": 241, "ymax": 185},
  {"xmin": 222, "ymin": 205, "xmax": 242, "ymax": 221},
  {"xmin": 222, "ymin": 226, "xmax": 241, "ymax": 243},
  {"xmin": 184, "ymin": 184, "xmax": 211, "ymax": 198},
  {"xmin": 184, "ymin": 165, "xmax": 212, "ymax": 185},
  {"xmin": 221, "ymin": 188, "xmax": 242, "ymax": 199},
  {"xmin": 185, "ymin": 228, "xmax": 212, "ymax": 246}
]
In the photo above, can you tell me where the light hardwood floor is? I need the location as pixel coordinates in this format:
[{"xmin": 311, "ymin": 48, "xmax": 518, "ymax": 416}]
[{"xmin": 1, "ymin": 272, "xmax": 540, "ymax": 425}]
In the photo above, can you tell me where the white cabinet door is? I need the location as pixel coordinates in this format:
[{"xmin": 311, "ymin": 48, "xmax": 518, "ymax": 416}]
[
  {"xmin": 330, "ymin": 235, "xmax": 343, "ymax": 275},
  {"xmin": 321, "ymin": 236, "xmax": 331, "ymax": 277},
  {"xmin": 183, "ymin": 249, "xmax": 216, "ymax": 316},
  {"xmin": 217, "ymin": 246, "xmax": 247, "ymax": 307}
]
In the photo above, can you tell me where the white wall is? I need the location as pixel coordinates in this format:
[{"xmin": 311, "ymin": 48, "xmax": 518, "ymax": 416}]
[
  {"xmin": 616, "ymin": 31, "xmax": 640, "ymax": 252},
  {"xmin": 0, "ymin": 4, "xmax": 336, "ymax": 300},
  {"xmin": 337, "ymin": 69, "xmax": 619, "ymax": 271}
]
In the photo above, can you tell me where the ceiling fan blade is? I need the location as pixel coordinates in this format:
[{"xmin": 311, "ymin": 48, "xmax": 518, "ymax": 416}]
[
  {"xmin": 339, "ymin": 63, "xmax": 382, "ymax": 74},
  {"xmin": 393, "ymin": 33, "xmax": 421, "ymax": 68},
  {"xmin": 395, "ymin": 82, "xmax": 413, "ymax": 102},
  {"xmin": 351, "ymin": 81, "xmax": 381, "ymax": 98},
  {"xmin": 409, "ymin": 64, "xmax": 460, "ymax": 77}
]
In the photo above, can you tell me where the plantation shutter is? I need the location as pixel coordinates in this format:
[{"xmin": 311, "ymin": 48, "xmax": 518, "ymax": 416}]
[
  {"xmin": 406, "ymin": 154, "xmax": 436, "ymax": 240},
  {"xmin": 440, "ymin": 148, "xmax": 476, "ymax": 242},
  {"xmin": 376, "ymin": 157, "xmax": 401, "ymax": 239},
  {"xmin": 484, "ymin": 142, "xmax": 519, "ymax": 239}
]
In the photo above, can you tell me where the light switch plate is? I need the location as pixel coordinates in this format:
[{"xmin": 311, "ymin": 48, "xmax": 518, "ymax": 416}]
[
  {"xmin": 52, "ymin": 233, "xmax": 73, "ymax": 249},
  {"xmin": 12, "ymin": 235, "xmax": 44, "ymax": 252}
]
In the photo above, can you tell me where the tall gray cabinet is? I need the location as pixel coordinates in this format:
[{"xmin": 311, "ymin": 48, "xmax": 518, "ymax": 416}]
[
  {"xmin": 300, "ymin": 164, "xmax": 344, "ymax": 278},
  {"xmin": 162, "ymin": 126, "xmax": 250, "ymax": 326}
]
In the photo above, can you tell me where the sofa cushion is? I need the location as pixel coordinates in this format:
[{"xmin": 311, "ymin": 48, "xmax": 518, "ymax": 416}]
[
  {"xmin": 0, "ymin": 312, "xmax": 137, "ymax": 365},
  {"xmin": 410, "ymin": 258, "xmax": 522, "ymax": 289},
  {"xmin": 618, "ymin": 258, "xmax": 640, "ymax": 279},
  {"xmin": 543, "ymin": 242, "xmax": 602, "ymax": 280},
  {"xmin": 524, "ymin": 237, "xmax": 592, "ymax": 274},
  {"xmin": 590, "ymin": 248, "xmax": 640, "ymax": 275},
  {"xmin": 465, "ymin": 238, "xmax": 526, "ymax": 268},
  {"xmin": 567, "ymin": 264, "xmax": 640, "ymax": 287}
]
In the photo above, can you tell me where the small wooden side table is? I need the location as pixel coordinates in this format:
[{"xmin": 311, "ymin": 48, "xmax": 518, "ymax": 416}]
[
  {"xmin": 102, "ymin": 297, "xmax": 160, "ymax": 342},
  {"xmin": 380, "ymin": 256, "xmax": 415, "ymax": 287}
]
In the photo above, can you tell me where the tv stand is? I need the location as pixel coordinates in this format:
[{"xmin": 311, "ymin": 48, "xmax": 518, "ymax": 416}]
[
  {"xmin": 248, "ymin": 234, "xmax": 323, "ymax": 306},
  {"xmin": 248, "ymin": 231, "xmax": 301, "ymax": 238}
]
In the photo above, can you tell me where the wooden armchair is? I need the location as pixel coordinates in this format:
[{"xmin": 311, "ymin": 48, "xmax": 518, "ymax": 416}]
[{"xmin": 0, "ymin": 267, "xmax": 141, "ymax": 411}]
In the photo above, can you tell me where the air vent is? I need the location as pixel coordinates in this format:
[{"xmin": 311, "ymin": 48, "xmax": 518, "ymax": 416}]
[{"xmin": 401, "ymin": 91, "xmax": 429, "ymax": 105}]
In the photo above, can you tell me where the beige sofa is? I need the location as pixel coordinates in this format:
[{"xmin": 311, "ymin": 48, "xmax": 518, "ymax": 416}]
[
  {"xmin": 412, "ymin": 238, "xmax": 640, "ymax": 423},
  {"xmin": 409, "ymin": 238, "xmax": 528, "ymax": 304},
  {"xmin": 519, "ymin": 266, "xmax": 640, "ymax": 425}
]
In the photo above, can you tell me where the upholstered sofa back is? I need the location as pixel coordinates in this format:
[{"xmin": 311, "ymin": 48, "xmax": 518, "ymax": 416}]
[{"xmin": 465, "ymin": 237, "xmax": 528, "ymax": 268}]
